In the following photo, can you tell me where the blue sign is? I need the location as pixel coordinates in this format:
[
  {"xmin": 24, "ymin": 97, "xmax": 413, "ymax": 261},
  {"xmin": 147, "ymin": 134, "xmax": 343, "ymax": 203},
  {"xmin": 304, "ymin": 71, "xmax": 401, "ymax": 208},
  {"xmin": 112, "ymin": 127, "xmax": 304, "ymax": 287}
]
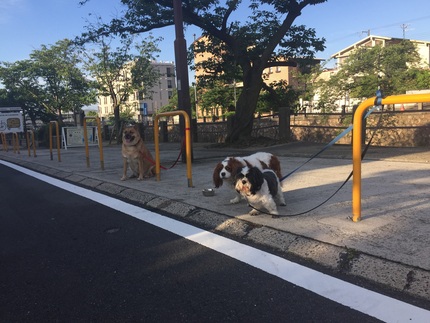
[{"xmin": 140, "ymin": 103, "xmax": 148, "ymax": 116}]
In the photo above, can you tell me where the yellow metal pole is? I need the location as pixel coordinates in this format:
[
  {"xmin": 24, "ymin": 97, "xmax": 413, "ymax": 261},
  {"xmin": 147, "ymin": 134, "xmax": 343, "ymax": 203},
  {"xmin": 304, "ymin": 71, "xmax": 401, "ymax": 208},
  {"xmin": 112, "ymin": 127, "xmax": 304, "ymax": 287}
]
[
  {"xmin": 83, "ymin": 118, "xmax": 90, "ymax": 168},
  {"xmin": 96, "ymin": 117, "xmax": 104, "ymax": 170},
  {"xmin": 31, "ymin": 130, "xmax": 37, "ymax": 157},
  {"xmin": 26, "ymin": 130, "xmax": 37, "ymax": 157},
  {"xmin": 352, "ymin": 93, "xmax": 430, "ymax": 222},
  {"xmin": 0, "ymin": 133, "xmax": 7, "ymax": 152},
  {"xmin": 12, "ymin": 133, "xmax": 20, "ymax": 154},
  {"xmin": 153, "ymin": 111, "xmax": 193, "ymax": 187},
  {"xmin": 380, "ymin": 93, "xmax": 430, "ymax": 105},
  {"xmin": 26, "ymin": 131, "xmax": 31, "ymax": 156},
  {"xmin": 55, "ymin": 122, "xmax": 61, "ymax": 161},
  {"xmin": 49, "ymin": 121, "xmax": 61, "ymax": 161},
  {"xmin": 153, "ymin": 116, "xmax": 161, "ymax": 181},
  {"xmin": 49, "ymin": 122, "xmax": 53, "ymax": 160},
  {"xmin": 352, "ymin": 98, "xmax": 374, "ymax": 222},
  {"xmin": 82, "ymin": 117, "xmax": 105, "ymax": 170},
  {"xmin": 184, "ymin": 113, "xmax": 193, "ymax": 187}
]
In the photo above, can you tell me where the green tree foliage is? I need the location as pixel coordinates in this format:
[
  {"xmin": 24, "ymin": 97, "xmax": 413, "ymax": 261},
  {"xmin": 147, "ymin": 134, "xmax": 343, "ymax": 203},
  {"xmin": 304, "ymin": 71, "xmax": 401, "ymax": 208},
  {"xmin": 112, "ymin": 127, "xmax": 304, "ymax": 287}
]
[
  {"xmin": 259, "ymin": 80, "xmax": 300, "ymax": 114},
  {"xmin": 199, "ymin": 82, "xmax": 238, "ymax": 119},
  {"xmin": 158, "ymin": 87, "xmax": 198, "ymax": 118},
  {"xmin": 80, "ymin": 34, "xmax": 161, "ymax": 140},
  {"xmin": 0, "ymin": 39, "xmax": 96, "ymax": 126},
  {"xmin": 0, "ymin": 62, "xmax": 54, "ymax": 128},
  {"xmin": 79, "ymin": 0, "xmax": 326, "ymax": 143},
  {"xmin": 322, "ymin": 40, "xmax": 430, "ymax": 103}
]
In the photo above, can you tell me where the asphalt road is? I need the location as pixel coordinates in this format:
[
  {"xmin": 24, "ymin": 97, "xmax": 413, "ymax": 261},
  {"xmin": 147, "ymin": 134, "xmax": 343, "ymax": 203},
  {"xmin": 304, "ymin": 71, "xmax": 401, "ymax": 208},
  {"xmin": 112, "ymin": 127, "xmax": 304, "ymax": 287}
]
[{"xmin": 0, "ymin": 164, "xmax": 391, "ymax": 322}]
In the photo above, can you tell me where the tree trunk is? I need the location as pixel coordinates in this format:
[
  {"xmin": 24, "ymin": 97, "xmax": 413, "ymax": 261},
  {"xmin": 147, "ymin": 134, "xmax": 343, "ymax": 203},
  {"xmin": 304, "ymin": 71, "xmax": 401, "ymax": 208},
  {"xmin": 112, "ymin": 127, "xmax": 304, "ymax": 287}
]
[
  {"xmin": 57, "ymin": 108, "xmax": 63, "ymax": 125},
  {"xmin": 114, "ymin": 105, "xmax": 121, "ymax": 144},
  {"xmin": 225, "ymin": 70, "xmax": 263, "ymax": 143}
]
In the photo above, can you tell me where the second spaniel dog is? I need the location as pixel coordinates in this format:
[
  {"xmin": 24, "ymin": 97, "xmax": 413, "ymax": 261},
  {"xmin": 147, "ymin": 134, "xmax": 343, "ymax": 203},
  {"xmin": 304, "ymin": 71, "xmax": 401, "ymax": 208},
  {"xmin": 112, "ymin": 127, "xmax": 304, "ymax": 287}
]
[
  {"xmin": 234, "ymin": 166, "xmax": 286, "ymax": 218},
  {"xmin": 212, "ymin": 152, "xmax": 282, "ymax": 204}
]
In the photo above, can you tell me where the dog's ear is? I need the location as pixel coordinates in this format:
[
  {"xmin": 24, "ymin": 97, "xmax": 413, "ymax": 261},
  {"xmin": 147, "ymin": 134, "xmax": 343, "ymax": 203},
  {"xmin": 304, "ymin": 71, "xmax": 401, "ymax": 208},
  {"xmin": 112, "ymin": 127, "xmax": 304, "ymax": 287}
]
[
  {"xmin": 248, "ymin": 167, "xmax": 264, "ymax": 194},
  {"xmin": 213, "ymin": 163, "xmax": 224, "ymax": 187},
  {"xmin": 260, "ymin": 161, "xmax": 269, "ymax": 169},
  {"xmin": 268, "ymin": 156, "xmax": 282, "ymax": 178},
  {"xmin": 228, "ymin": 158, "xmax": 242, "ymax": 176},
  {"xmin": 233, "ymin": 166, "xmax": 244, "ymax": 183}
]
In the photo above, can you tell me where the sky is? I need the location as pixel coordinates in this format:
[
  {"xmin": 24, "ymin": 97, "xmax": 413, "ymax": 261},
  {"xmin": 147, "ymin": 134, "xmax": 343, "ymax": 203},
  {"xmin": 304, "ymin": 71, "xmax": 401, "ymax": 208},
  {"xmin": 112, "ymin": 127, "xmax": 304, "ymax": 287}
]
[{"xmin": 2, "ymin": 0, "xmax": 430, "ymax": 71}]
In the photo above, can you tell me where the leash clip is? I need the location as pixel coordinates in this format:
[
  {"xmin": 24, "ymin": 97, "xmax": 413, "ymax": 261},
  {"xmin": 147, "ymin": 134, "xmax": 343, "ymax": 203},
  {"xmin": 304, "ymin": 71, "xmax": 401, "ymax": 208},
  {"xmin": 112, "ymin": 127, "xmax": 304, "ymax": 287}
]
[{"xmin": 374, "ymin": 88, "xmax": 383, "ymax": 107}]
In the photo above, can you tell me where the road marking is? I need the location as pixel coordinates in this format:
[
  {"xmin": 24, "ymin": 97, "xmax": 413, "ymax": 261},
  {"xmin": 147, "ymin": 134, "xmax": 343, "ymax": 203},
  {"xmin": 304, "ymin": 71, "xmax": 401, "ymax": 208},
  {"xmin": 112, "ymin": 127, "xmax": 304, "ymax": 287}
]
[{"xmin": 3, "ymin": 160, "xmax": 430, "ymax": 322}]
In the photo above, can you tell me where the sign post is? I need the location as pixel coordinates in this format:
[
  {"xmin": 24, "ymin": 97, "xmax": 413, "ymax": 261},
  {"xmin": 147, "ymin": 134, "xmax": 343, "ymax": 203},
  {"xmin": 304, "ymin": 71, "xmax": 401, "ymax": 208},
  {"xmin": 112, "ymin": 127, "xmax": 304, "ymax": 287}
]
[{"xmin": 0, "ymin": 107, "xmax": 24, "ymax": 133}]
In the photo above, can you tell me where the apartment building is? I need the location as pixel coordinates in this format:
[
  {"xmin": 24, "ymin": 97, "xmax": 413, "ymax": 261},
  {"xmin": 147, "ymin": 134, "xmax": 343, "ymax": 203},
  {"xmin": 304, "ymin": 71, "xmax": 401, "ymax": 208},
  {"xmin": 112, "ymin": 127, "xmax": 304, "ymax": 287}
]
[{"xmin": 98, "ymin": 61, "xmax": 176, "ymax": 122}]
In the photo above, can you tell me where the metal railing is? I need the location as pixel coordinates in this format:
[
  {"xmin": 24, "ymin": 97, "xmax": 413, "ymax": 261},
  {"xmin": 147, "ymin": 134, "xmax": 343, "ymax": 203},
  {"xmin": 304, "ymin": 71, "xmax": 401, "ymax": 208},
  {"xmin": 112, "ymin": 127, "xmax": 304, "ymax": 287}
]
[
  {"xmin": 1, "ymin": 132, "xmax": 8, "ymax": 152},
  {"xmin": 153, "ymin": 111, "xmax": 193, "ymax": 187},
  {"xmin": 26, "ymin": 130, "xmax": 37, "ymax": 157},
  {"xmin": 12, "ymin": 133, "xmax": 20, "ymax": 154},
  {"xmin": 83, "ymin": 116, "xmax": 104, "ymax": 170},
  {"xmin": 49, "ymin": 121, "xmax": 61, "ymax": 162},
  {"xmin": 352, "ymin": 93, "xmax": 430, "ymax": 222}
]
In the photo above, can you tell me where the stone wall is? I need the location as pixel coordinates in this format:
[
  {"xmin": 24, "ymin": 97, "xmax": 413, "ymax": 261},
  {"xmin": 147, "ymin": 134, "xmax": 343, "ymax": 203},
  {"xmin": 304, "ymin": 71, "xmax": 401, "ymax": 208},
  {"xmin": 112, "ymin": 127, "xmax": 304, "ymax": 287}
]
[
  {"xmin": 290, "ymin": 111, "xmax": 430, "ymax": 147},
  {"xmin": 143, "ymin": 110, "xmax": 430, "ymax": 147}
]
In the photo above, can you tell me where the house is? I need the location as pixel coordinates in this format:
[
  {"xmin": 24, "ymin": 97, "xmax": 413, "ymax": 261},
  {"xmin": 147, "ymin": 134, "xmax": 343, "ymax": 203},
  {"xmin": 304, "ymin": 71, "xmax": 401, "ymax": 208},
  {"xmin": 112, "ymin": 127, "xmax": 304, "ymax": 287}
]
[
  {"xmin": 325, "ymin": 35, "xmax": 430, "ymax": 112},
  {"xmin": 331, "ymin": 35, "xmax": 430, "ymax": 68}
]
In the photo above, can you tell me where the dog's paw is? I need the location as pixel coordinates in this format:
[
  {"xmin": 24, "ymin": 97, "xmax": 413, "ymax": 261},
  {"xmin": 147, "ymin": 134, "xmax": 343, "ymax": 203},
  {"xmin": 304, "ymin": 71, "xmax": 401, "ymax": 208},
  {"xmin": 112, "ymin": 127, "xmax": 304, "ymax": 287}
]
[
  {"xmin": 121, "ymin": 176, "xmax": 127, "ymax": 181},
  {"xmin": 137, "ymin": 177, "xmax": 144, "ymax": 181},
  {"xmin": 249, "ymin": 209, "xmax": 260, "ymax": 216},
  {"xmin": 279, "ymin": 202, "xmax": 286, "ymax": 206},
  {"xmin": 230, "ymin": 196, "xmax": 241, "ymax": 204},
  {"xmin": 271, "ymin": 214, "xmax": 280, "ymax": 219}
]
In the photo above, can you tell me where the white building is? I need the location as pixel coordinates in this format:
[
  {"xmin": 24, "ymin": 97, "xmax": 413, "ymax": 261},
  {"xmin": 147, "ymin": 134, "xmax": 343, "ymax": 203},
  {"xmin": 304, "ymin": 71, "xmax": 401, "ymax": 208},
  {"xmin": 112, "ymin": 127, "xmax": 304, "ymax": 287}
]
[
  {"xmin": 331, "ymin": 35, "xmax": 430, "ymax": 69},
  {"xmin": 311, "ymin": 35, "xmax": 430, "ymax": 112},
  {"xmin": 98, "ymin": 61, "xmax": 176, "ymax": 122}
]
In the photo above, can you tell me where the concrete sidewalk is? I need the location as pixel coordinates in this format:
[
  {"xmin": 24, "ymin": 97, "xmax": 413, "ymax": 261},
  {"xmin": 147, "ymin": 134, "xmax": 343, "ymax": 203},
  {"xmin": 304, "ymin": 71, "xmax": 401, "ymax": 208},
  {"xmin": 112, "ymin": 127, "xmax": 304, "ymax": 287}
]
[{"xmin": 1, "ymin": 141, "xmax": 429, "ymax": 302}]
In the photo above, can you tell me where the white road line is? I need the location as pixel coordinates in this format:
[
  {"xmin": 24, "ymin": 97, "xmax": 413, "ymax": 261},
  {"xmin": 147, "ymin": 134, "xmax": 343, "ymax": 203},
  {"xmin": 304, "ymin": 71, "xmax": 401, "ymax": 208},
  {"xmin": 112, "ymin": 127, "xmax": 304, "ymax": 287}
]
[{"xmin": 3, "ymin": 160, "xmax": 430, "ymax": 323}]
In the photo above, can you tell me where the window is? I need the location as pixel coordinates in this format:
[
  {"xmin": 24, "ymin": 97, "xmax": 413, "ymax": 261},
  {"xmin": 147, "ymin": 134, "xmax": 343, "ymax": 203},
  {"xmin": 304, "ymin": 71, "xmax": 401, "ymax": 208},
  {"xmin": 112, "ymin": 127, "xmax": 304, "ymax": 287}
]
[{"xmin": 167, "ymin": 80, "xmax": 173, "ymax": 88}]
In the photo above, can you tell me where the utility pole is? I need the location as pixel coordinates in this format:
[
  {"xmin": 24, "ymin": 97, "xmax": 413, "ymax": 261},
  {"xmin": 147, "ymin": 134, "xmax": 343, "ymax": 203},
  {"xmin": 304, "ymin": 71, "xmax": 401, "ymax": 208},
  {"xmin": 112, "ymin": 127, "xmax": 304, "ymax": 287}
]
[
  {"xmin": 173, "ymin": 0, "xmax": 193, "ymax": 161},
  {"xmin": 400, "ymin": 24, "xmax": 410, "ymax": 39},
  {"xmin": 362, "ymin": 30, "xmax": 370, "ymax": 37}
]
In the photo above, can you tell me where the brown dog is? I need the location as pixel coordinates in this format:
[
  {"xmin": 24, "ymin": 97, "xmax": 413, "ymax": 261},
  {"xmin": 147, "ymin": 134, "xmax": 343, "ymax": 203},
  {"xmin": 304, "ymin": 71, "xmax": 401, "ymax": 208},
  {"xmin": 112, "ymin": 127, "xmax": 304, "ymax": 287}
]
[{"xmin": 121, "ymin": 125, "xmax": 154, "ymax": 181}]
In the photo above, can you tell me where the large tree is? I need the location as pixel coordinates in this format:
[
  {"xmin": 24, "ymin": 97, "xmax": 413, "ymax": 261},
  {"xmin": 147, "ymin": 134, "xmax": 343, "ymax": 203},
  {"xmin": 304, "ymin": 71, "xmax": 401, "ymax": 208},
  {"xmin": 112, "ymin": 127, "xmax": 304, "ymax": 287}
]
[
  {"xmin": 0, "ymin": 39, "xmax": 96, "ymax": 125},
  {"xmin": 79, "ymin": 0, "xmax": 326, "ymax": 143}
]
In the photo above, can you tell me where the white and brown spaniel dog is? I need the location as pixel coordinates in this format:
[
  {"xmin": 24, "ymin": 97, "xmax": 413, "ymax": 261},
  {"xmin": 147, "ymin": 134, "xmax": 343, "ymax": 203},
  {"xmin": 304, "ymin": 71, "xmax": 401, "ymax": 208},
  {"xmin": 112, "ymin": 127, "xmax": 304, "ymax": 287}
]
[
  {"xmin": 213, "ymin": 152, "xmax": 282, "ymax": 204},
  {"xmin": 234, "ymin": 166, "xmax": 286, "ymax": 218}
]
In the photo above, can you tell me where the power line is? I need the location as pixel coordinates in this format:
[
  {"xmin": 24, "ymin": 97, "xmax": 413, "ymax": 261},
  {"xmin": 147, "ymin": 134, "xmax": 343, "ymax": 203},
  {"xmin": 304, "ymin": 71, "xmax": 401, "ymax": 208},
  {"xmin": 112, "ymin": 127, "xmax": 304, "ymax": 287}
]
[{"xmin": 329, "ymin": 15, "xmax": 430, "ymax": 43}]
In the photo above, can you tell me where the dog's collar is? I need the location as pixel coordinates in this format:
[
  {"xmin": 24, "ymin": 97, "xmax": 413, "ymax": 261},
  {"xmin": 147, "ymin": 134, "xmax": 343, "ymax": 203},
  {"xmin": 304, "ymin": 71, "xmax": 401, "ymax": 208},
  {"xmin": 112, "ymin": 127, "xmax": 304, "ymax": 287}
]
[{"xmin": 128, "ymin": 137, "xmax": 142, "ymax": 146}]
